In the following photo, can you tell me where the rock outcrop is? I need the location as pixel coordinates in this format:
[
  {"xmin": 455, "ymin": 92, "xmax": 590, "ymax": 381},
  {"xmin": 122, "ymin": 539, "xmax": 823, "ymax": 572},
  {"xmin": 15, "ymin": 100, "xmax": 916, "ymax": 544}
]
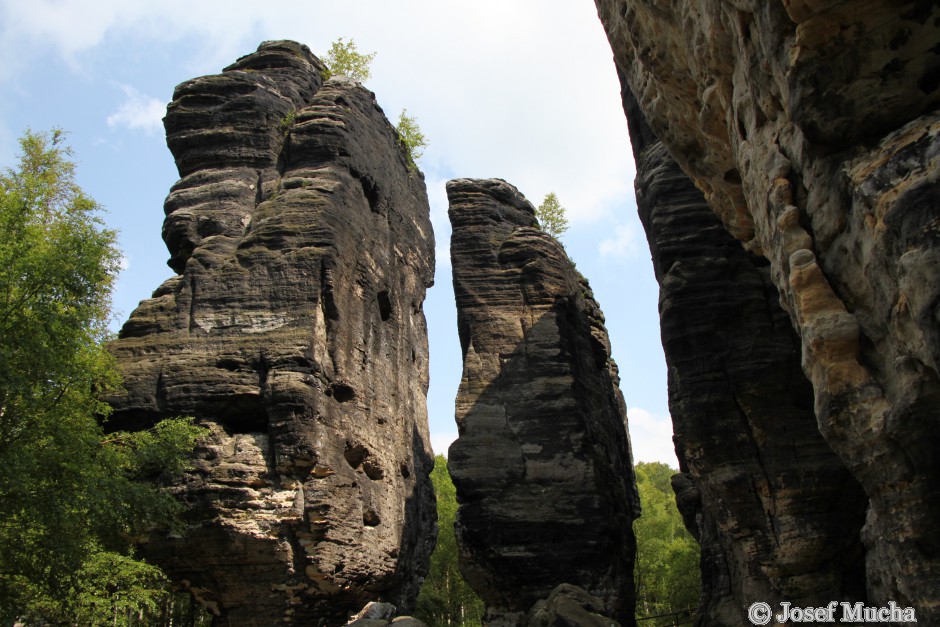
[
  {"xmin": 345, "ymin": 601, "xmax": 428, "ymax": 627},
  {"xmin": 107, "ymin": 41, "xmax": 436, "ymax": 625},
  {"xmin": 446, "ymin": 178, "xmax": 638, "ymax": 626},
  {"xmin": 525, "ymin": 584, "xmax": 621, "ymax": 627},
  {"xmin": 625, "ymin": 82, "xmax": 868, "ymax": 623},
  {"xmin": 595, "ymin": 0, "xmax": 940, "ymax": 621}
]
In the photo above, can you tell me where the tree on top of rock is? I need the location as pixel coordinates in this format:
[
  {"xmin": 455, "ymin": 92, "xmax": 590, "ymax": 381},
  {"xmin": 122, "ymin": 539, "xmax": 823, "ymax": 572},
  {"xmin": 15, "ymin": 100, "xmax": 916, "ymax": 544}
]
[
  {"xmin": 535, "ymin": 192, "xmax": 569, "ymax": 239},
  {"xmin": 323, "ymin": 37, "xmax": 376, "ymax": 82},
  {"xmin": 396, "ymin": 109, "xmax": 428, "ymax": 170}
]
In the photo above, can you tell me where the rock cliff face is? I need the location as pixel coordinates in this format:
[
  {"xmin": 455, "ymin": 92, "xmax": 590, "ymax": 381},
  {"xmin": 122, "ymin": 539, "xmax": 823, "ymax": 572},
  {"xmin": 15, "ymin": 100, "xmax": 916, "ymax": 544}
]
[
  {"xmin": 595, "ymin": 0, "xmax": 940, "ymax": 621},
  {"xmin": 625, "ymin": 83, "xmax": 867, "ymax": 624},
  {"xmin": 107, "ymin": 41, "xmax": 436, "ymax": 625},
  {"xmin": 446, "ymin": 178, "xmax": 638, "ymax": 626}
]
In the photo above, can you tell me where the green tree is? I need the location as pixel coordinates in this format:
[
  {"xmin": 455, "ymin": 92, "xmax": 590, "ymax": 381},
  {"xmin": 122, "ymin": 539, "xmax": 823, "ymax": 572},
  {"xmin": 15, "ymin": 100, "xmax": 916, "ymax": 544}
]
[
  {"xmin": 396, "ymin": 109, "xmax": 428, "ymax": 170},
  {"xmin": 415, "ymin": 455, "xmax": 484, "ymax": 626},
  {"xmin": 535, "ymin": 192, "xmax": 569, "ymax": 238},
  {"xmin": 633, "ymin": 462, "xmax": 701, "ymax": 625},
  {"xmin": 0, "ymin": 129, "xmax": 205, "ymax": 624},
  {"xmin": 323, "ymin": 37, "xmax": 376, "ymax": 82}
]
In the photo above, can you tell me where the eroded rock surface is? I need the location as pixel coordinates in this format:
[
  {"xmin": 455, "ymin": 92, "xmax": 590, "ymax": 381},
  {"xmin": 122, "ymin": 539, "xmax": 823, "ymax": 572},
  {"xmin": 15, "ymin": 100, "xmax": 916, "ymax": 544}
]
[
  {"xmin": 596, "ymin": 0, "xmax": 940, "ymax": 620},
  {"xmin": 447, "ymin": 178, "xmax": 638, "ymax": 626},
  {"xmin": 525, "ymin": 584, "xmax": 621, "ymax": 627},
  {"xmin": 107, "ymin": 41, "xmax": 436, "ymax": 625},
  {"xmin": 625, "ymin": 83, "xmax": 867, "ymax": 624}
]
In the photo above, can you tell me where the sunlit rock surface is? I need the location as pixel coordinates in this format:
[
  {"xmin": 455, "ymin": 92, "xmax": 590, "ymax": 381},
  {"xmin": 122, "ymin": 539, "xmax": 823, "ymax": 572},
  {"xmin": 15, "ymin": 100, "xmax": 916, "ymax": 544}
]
[{"xmin": 107, "ymin": 40, "xmax": 436, "ymax": 625}]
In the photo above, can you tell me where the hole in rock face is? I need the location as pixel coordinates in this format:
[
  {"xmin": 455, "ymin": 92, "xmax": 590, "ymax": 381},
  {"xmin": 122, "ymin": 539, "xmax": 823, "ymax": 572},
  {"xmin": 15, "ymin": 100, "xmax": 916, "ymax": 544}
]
[
  {"xmin": 216, "ymin": 358, "xmax": 242, "ymax": 372},
  {"xmin": 400, "ymin": 462, "xmax": 411, "ymax": 479},
  {"xmin": 219, "ymin": 393, "xmax": 268, "ymax": 433},
  {"xmin": 360, "ymin": 176, "xmax": 381, "ymax": 214},
  {"xmin": 344, "ymin": 442, "xmax": 369, "ymax": 469},
  {"xmin": 362, "ymin": 459, "xmax": 385, "ymax": 480},
  {"xmin": 327, "ymin": 382, "xmax": 356, "ymax": 403},
  {"xmin": 377, "ymin": 290, "xmax": 393, "ymax": 321},
  {"xmin": 363, "ymin": 508, "xmax": 381, "ymax": 527},
  {"xmin": 918, "ymin": 62, "xmax": 940, "ymax": 94}
]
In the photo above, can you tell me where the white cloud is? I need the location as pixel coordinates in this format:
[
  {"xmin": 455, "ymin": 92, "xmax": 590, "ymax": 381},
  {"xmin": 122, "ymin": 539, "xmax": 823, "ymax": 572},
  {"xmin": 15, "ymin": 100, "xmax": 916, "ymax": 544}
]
[
  {"xmin": 599, "ymin": 222, "xmax": 642, "ymax": 259},
  {"xmin": 628, "ymin": 407, "xmax": 678, "ymax": 467},
  {"xmin": 430, "ymin": 431, "xmax": 458, "ymax": 458},
  {"xmin": 0, "ymin": 1, "xmax": 638, "ymax": 222},
  {"xmin": 107, "ymin": 85, "xmax": 165, "ymax": 134}
]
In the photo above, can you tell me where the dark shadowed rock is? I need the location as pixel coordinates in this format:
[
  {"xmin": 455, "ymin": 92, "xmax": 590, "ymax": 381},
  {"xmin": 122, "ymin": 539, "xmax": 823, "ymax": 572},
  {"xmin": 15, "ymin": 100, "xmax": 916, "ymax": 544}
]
[
  {"xmin": 107, "ymin": 41, "xmax": 436, "ymax": 625},
  {"xmin": 595, "ymin": 0, "xmax": 940, "ymax": 620},
  {"xmin": 624, "ymin": 83, "xmax": 867, "ymax": 624},
  {"xmin": 446, "ymin": 178, "xmax": 638, "ymax": 626}
]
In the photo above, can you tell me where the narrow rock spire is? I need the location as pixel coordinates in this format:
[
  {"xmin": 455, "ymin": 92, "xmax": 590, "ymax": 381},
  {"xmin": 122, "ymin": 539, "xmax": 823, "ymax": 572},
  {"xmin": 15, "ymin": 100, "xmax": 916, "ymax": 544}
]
[{"xmin": 447, "ymin": 177, "xmax": 638, "ymax": 626}]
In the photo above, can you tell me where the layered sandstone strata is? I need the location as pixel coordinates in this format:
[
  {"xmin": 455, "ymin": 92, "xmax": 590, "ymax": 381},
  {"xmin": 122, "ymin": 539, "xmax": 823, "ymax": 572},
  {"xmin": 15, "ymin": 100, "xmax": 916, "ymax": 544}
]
[
  {"xmin": 596, "ymin": 0, "xmax": 940, "ymax": 620},
  {"xmin": 625, "ymin": 83, "xmax": 868, "ymax": 624},
  {"xmin": 447, "ymin": 178, "xmax": 638, "ymax": 626},
  {"xmin": 108, "ymin": 41, "xmax": 436, "ymax": 625}
]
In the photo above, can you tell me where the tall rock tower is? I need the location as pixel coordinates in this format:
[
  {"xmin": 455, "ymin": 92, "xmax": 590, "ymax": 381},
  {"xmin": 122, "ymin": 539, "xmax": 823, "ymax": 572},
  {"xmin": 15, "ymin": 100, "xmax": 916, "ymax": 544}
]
[
  {"xmin": 446, "ymin": 178, "xmax": 638, "ymax": 626},
  {"xmin": 595, "ymin": 0, "xmax": 940, "ymax": 621},
  {"xmin": 624, "ymin": 83, "xmax": 868, "ymax": 623},
  {"xmin": 107, "ymin": 41, "xmax": 436, "ymax": 625}
]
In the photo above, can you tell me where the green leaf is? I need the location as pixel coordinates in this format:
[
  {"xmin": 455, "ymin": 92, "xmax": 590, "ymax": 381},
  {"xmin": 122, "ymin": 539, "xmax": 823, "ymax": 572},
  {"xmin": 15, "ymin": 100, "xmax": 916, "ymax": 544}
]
[
  {"xmin": 535, "ymin": 192, "xmax": 569, "ymax": 238},
  {"xmin": 396, "ymin": 109, "xmax": 428, "ymax": 170},
  {"xmin": 323, "ymin": 37, "xmax": 376, "ymax": 82},
  {"xmin": 414, "ymin": 455, "xmax": 485, "ymax": 626},
  {"xmin": 0, "ymin": 129, "xmax": 207, "ymax": 623},
  {"xmin": 632, "ymin": 462, "xmax": 701, "ymax": 625}
]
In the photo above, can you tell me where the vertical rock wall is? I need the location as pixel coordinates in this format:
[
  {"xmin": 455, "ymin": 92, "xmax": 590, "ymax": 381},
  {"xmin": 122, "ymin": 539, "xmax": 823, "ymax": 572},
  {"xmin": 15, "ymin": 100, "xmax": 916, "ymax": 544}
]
[
  {"xmin": 107, "ymin": 41, "xmax": 436, "ymax": 625},
  {"xmin": 595, "ymin": 0, "xmax": 940, "ymax": 620},
  {"xmin": 624, "ymin": 83, "xmax": 868, "ymax": 624},
  {"xmin": 446, "ymin": 178, "xmax": 638, "ymax": 626}
]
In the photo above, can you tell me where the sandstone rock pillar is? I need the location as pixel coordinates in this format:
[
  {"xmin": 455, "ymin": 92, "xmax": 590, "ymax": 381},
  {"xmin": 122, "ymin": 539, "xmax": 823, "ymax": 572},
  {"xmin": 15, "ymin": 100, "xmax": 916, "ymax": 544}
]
[
  {"xmin": 446, "ymin": 178, "xmax": 638, "ymax": 626},
  {"xmin": 595, "ymin": 0, "xmax": 940, "ymax": 619},
  {"xmin": 624, "ymin": 81, "xmax": 868, "ymax": 624},
  {"xmin": 107, "ymin": 41, "xmax": 436, "ymax": 625}
]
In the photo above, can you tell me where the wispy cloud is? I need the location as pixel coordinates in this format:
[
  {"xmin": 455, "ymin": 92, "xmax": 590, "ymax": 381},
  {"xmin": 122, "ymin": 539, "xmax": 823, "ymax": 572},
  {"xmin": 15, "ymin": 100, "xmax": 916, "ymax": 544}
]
[
  {"xmin": 599, "ymin": 222, "xmax": 642, "ymax": 259},
  {"xmin": 628, "ymin": 407, "xmax": 678, "ymax": 467},
  {"xmin": 107, "ymin": 85, "xmax": 165, "ymax": 134}
]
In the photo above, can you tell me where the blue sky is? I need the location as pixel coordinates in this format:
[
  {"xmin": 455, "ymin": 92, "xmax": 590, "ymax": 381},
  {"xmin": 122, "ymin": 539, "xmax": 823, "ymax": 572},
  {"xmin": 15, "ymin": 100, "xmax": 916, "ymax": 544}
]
[{"xmin": 0, "ymin": 0, "xmax": 676, "ymax": 466}]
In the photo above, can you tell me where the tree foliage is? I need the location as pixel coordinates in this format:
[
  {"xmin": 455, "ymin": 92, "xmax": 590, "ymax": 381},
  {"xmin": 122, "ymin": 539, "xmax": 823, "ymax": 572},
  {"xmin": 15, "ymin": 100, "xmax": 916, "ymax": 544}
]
[
  {"xmin": 396, "ymin": 109, "xmax": 428, "ymax": 170},
  {"xmin": 323, "ymin": 37, "xmax": 376, "ymax": 82},
  {"xmin": 633, "ymin": 462, "xmax": 701, "ymax": 625},
  {"xmin": 415, "ymin": 455, "xmax": 484, "ymax": 626},
  {"xmin": 0, "ymin": 129, "xmax": 206, "ymax": 624},
  {"xmin": 535, "ymin": 192, "xmax": 569, "ymax": 238}
]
